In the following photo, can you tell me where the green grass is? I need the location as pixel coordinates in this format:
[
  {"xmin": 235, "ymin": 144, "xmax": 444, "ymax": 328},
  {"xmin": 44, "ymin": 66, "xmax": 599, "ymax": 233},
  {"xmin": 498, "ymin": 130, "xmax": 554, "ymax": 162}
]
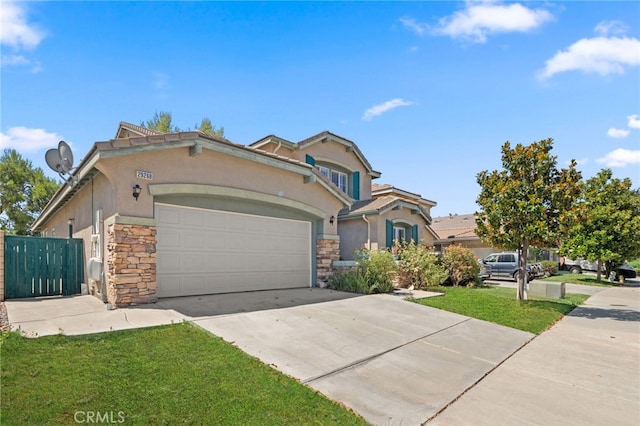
[
  {"xmin": 540, "ymin": 273, "xmax": 614, "ymax": 286},
  {"xmin": 0, "ymin": 323, "xmax": 366, "ymax": 426},
  {"xmin": 414, "ymin": 286, "xmax": 589, "ymax": 334}
]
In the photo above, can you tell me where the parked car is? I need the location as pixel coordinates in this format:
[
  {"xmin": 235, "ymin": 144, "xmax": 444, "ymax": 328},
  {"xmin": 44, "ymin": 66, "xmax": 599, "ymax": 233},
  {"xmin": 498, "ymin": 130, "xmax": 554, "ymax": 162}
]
[
  {"xmin": 481, "ymin": 252, "xmax": 540, "ymax": 282},
  {"xmin": 560, "ymin": 258, "xmax": 637, "ymax": 280}
]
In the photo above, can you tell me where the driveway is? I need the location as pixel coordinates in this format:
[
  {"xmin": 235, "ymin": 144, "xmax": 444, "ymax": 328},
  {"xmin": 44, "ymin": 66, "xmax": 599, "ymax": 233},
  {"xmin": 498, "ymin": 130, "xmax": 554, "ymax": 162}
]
[{"xmin": 194, "ymin": 293, "xmax": 534, "ymax": 425}]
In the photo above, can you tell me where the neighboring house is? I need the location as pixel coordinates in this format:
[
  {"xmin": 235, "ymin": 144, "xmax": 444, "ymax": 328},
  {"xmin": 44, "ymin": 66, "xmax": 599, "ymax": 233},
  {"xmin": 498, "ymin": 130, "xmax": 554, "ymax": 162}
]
[
  {"xmin": 431, "ymin": 214, "xmax": 496, "ymax": 258},
  {"xmin": 431, "ymin": 213, "xmax": 559, "ymax": 262},
  {"xmin": 31, "ymin": 123, "xmax": 438, "ymax": 306},
  {"xmin": 337, "ymin": 184, "xmax": 438, "ymax": 260}
]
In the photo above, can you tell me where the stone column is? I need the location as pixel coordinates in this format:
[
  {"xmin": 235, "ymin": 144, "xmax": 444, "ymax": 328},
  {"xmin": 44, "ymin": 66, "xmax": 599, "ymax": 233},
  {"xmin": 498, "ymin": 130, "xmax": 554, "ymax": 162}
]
[
  {"xmin": 106, "ymin": 223, "xmax": 157, "ymax": 307},
  {"xmin": 316, "ymin": 237, "xmax": 340, "ymax": 288}
]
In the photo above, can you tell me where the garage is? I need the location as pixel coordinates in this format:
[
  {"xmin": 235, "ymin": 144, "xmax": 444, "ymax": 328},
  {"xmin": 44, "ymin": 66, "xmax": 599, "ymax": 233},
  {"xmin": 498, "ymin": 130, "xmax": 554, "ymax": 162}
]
[{"xmin": 155, "ymin": 203, "xmax": 312, "ymax": 298}]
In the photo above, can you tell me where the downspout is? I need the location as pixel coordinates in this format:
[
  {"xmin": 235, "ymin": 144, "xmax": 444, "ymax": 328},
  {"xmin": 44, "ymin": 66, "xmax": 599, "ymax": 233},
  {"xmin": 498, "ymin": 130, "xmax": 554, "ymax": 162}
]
[
  {"xmin": 273, "ymin": 140, "xmax": 282, "ymax": 155},
  {"xmin": 362, "ymin": 214, "xmax": 371, "ymax": 250}
]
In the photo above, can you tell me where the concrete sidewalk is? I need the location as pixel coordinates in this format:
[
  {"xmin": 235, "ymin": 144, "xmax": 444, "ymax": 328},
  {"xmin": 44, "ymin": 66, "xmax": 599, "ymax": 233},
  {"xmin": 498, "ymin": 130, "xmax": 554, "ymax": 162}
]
[
  {"xmin": 429, "ymin": 286, "xmax": 640, "ymax": 426},
  {"xmin": 5, "ymin": 295, "xmax": 187, "ymax": 337}
]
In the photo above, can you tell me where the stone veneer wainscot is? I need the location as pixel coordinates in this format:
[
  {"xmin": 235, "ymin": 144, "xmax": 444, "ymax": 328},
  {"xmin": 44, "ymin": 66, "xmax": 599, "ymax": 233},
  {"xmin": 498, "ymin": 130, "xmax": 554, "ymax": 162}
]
[
  {"xmin": 106, "ymin": 223, "xmax": 157, "ymax": 307},
  {"xmin": 316, "ymin": 238, "xmax": 340, "ymax": 288}
]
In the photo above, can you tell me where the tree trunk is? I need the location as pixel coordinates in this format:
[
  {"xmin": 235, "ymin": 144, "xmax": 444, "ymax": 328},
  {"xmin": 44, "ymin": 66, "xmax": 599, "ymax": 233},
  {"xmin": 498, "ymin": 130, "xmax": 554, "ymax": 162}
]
[
  {"xmin": 517, "ymin": 239, "xmax": 529, "ymax": 301},
  {"xmin": 596, "ymin": 260, "xmax": 602, "ymax": 282}
]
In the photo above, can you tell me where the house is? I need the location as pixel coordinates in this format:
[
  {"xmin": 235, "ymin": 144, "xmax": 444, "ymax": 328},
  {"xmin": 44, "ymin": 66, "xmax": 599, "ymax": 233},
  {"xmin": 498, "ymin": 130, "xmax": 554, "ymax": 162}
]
[
  {"xmin": 31, "ymin": 123, "xmax": 437, "ymax": 306},
  {"xmin": 337, "ymin": 184, "xmax": 438, "ymax": 260},
  {"xmin": 431, "ymin": 214, "xmax": 495, "ymax": 258}
]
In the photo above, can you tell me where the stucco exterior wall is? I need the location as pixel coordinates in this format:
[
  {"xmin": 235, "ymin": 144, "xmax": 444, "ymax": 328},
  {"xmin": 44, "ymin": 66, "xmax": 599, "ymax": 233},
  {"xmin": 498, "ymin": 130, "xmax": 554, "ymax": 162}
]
[
  {"xmin": 297, "ymin": 140, "xmax": 374, "ymax": 200},
  {"xmin": 338, "ymin": 219, "xmax": 371, "ymax": 260},
  {"xmin": 96, "ymin": 146, "xmax": 343, "ymax": 230}
]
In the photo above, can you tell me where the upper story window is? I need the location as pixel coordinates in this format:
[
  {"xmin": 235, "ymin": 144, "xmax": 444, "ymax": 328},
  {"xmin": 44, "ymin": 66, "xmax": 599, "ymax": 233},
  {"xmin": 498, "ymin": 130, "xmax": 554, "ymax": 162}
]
[{"xmin": 317, "ymin": 165, "xmax": 348, "ymax": 193}]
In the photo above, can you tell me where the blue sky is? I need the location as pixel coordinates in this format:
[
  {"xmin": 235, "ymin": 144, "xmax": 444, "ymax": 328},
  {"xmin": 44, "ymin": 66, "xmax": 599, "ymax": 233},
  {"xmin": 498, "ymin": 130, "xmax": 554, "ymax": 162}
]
[{"xmin": 2, "ymin": 1, "xmax": 639, "ymax": 216}]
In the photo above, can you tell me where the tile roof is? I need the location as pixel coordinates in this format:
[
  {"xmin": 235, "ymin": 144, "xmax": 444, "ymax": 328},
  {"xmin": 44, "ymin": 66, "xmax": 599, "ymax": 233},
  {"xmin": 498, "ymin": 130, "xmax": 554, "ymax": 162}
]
[
  {"xmin": 338, "ymin": 196, "xmax": 398, "ymax": 216},
  {"xmin": 430, "ymin": 213, "xmax": 478, "ymax": 240},
  {"xmin": 116, "ymin": 121, "xmax": 163, "ymax": 138}
]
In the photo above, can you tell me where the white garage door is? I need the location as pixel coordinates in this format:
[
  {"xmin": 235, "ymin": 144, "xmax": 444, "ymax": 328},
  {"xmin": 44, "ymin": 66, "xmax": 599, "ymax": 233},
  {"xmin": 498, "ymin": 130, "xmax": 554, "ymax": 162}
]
[{"xmin": 156, "ymin": 203, "xmax": 312, "ymax": 298}]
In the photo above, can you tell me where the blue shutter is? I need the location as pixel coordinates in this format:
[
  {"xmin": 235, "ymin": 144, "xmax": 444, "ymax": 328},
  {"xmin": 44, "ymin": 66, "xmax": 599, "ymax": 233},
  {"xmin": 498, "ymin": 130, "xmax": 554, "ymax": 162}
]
[
  {"xmin": 305, "ymin": 154, "xmax": 315, "ymax": 166},
  {"xmin": 352, "ymin": 171, "xmax": 360, "ymax": 200},
  {"xmin": 411, "ymin": 225, "xmax": 419, "ymax": 244},
  {"xmin": 386, "ymin": 220, "xmax": 394, "ymax": 249}
]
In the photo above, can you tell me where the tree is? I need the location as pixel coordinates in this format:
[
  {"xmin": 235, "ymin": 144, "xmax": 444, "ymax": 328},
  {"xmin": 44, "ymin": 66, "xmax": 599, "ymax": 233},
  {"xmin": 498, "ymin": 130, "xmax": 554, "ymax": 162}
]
[
  {"xmin": 560, "ymin": 169, "xmax": 640, "ymax": 281},
  {"xmin": 142, "ymin": 111, "xmax": 224, "ymax": 137},
  {"xmin": 476, "ymin": 138, "xmax": 582, "ymax": 300},
  {"xmin": 195, "ymin": 117, "xmax": 224, "ymax": 138},
  {"xmin": 142, "ymin": 111, "xmax": 178, "ymax": 133},
  {"xmin": 0, "ymin": 149, "xmax": 60, "ymax": 235}
]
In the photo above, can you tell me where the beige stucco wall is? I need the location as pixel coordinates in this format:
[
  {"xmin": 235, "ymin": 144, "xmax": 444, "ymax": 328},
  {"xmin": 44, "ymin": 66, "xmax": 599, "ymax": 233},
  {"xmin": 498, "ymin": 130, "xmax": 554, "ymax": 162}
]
[
  {"xmin": 297, "ymin": 140, "xmax": 374, "ymax": 200},
  {"xmin": 91, "ymin": 146, "xmax": 343, "ymax": 229}
]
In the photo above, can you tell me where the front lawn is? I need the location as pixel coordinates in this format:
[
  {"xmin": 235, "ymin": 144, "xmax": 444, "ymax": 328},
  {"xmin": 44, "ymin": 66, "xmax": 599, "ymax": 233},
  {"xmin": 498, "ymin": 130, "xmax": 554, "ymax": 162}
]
[
  {"xmin": 0, "ymin": 323, "xmax": 366, "ymax": 425},
  {"xmin": 414, "ymin": 286, "xmax": 589, "ymax": 334}
]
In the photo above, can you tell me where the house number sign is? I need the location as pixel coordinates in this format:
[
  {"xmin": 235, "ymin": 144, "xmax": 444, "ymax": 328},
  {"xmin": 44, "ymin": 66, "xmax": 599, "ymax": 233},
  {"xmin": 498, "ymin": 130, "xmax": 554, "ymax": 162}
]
[{"xmin": 136, "ymin": 170, "xmax": 153, "ymax": 180}]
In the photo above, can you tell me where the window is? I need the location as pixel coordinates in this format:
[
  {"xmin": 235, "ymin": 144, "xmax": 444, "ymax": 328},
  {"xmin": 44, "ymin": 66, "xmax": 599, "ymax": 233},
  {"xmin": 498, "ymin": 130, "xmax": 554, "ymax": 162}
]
[
  {"xmin": 316, "ymin": 165, "xmax": 348, "ymax": 193},
  {"xmin": 331, "ymin": 170, "xmax": 347, "ymax": 193},
  {"xmin": 394, "ymin": 226, "xmax": 406, "ymax": 242}
]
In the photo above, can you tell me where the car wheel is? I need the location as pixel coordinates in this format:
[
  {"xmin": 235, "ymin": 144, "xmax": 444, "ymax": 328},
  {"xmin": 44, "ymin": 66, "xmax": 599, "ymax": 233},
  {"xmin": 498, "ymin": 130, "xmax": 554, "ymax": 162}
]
[
  {"xmin": 569, "ymin": 266, "xmax": 582, "ymax": 274},
  {"xmin": 513, "ymin": 271, "xmax": 521, "ymax": 282}
]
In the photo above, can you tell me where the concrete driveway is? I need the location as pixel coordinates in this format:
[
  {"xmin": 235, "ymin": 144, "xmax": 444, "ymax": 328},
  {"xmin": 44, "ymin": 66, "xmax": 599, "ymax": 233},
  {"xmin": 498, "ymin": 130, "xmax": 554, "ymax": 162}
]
[{"xmin": 194, "ymin": 293, "xmax": 534, "ymax": 425}]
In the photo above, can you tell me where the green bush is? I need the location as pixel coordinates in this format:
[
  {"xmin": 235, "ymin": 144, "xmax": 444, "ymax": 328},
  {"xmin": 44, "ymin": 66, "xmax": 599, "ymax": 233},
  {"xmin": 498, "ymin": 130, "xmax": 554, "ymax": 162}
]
[
  {"xmin": 359, "ymin": 249, "xmax": 397, "ymax": 293},
  {"xmin": 328, "ymin": 269, "xmax": 369, "ymax": 293},
  {"xmin": 628, "ymin": 259, "xmax": 640, "ymax": 270},
  {"xmin": 396, "ymin": 242, "xmax": 448, "ymax": 289},
  {"xmin": 441, "ymin": 245, "xmax": 480, "ymax": 287},
  {"xmin": 541, "ymin": 260, "xmax": 558, "ymax": 277}
]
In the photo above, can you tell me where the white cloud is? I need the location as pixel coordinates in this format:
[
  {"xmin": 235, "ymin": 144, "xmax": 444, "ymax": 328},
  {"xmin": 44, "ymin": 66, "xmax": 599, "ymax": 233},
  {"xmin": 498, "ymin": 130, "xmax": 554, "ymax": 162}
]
[
  {"xmin": 538, "ymin": 36, "xmax": 640, "ymax": 80},
  {"xmin": 0, "ymin": 127, "xmax": 63, "ymax": 153},
  {"xmin": 0, "ymin": 2, "xmax": 45, "ymax": 50},
  {"xmin": 431, "ymin": 1, "xmax": 553, "ymax": 43},
  {"xmin": 597, "ymin": 148, "xmax": 640, "ymax": 167},
  {"xmin": 399, "ymin": 17, "xmax": 429, "ymax": 36},
  {"xmin": 594, "ymin": 20, "xmax": 627, "ymax": 37},
  {"xmin": 628, "ymin": 114, "xmax": 640, "ymax": 129},
  {"xmin": 607, "ymin": 128, "xmax": 630, "ymax": 138},
  {"xmin": 362, "ymin": 98, "xmax": 414, "ymax": 121}
]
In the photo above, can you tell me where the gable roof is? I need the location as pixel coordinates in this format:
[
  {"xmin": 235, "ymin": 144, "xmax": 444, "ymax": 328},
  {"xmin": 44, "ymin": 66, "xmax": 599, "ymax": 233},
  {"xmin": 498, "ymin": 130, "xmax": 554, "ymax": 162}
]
[
  {"xmin": 372, "ymin": 183, "xmax": 437, "ymax": 208},
  {"xmin": 430, "ymin": 213, "xmax": 479, "ymax": 241},
  {"xmin": 250, "ymin": 130, "xmax": 382, "ymax": 178},
  {"xmin": 32, "ymin": 126, "xmax": 353, "ymax": 231},
  {"xmin": 115, "ymin": 121, "xmax": 163, "ymax": 139},
  {"xmin": 338, "ymin": 195, "xmax": 432, "ymax": 224}
]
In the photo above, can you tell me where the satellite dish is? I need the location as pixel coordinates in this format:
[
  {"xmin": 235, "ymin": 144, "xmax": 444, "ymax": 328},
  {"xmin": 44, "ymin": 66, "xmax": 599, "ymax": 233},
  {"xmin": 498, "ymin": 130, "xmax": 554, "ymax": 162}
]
[
  {"xmin": 45, "ymin": 148, "xmax": 64, "ymax": 173},
  {"xmin": 44, "ymin": 140, "xmax": 76, "ymax": 183},
  {"xmin": 58, "ymin": 140, "xmax": 74, "ymax": 173}
]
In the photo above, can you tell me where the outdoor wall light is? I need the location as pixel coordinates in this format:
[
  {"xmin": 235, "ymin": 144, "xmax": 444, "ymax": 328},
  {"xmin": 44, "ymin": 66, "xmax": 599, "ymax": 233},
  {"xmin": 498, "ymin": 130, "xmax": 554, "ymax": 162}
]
[
  {"xmin": 330, "ymin": 215, "xmax": 335, "ymax": 225},
  {"xmin": 132, "ymin": 184, "xmax": 142, "ymax": 201}
]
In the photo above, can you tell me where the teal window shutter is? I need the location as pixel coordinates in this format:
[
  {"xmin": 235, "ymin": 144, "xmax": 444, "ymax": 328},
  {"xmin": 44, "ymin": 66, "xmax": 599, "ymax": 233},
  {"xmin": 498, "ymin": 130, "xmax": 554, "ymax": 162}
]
[
  {"xmin": 386, "ymin": 220, "xmax": 394, "ymax": 248},
  {"xmin": 305, "ymin": 154, "xmax": 315, "ymax": 166},
  {"xmin": 352, "ymin": 171, "xmax": 360, "ymax": 200},
  {"xmin": 411, "ymin": 225, "xmax": 419, "ymax": 243}
]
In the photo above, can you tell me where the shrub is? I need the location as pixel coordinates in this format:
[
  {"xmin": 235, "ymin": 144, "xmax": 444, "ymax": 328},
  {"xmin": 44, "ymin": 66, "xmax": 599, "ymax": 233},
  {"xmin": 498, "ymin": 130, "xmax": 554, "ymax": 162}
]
[
  {"xmin": 441, "ymin": 245, "xmax": 480, "ymax": 287},
  {"xmin": 628, "ymin": 259, "xmax": 640, "ymax": 270},
  {"xmin": 359, "ymin": 249, "xmax": 397, "ymax": 293},
  {"xmin": 396, "ymin": 242, "xmax": 448, "ymax": 289},
  {"xmin": 541, "ymin": 260, "xmax": 558, "ymax": 277},
  {"xmin": 327, "ymin": 269, "xmax": 369, "ymax": 293}
]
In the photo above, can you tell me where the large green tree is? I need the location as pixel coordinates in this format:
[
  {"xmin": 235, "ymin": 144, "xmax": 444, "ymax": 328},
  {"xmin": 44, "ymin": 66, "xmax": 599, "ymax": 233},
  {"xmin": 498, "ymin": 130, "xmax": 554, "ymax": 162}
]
[
  {"xmin": 142, "ymin": 111, "xmax": 224, "ymax": 137},
  {"xmin": 476, "ymin": 138, "xmax": 582, "ymax": 300},
  {"xmin": 0, "ymin": 149, "xmax": 60, "ymax": 235},
  {"xmin": 560, "ymin": 169, "xmax": 640, "ymax": 281}
]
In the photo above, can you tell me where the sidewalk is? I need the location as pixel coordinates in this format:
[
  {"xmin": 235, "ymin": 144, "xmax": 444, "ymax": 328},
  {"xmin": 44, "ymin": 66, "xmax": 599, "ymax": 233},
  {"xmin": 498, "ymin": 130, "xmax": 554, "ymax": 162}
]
[{"xmin": 428, "ymin": 285, "xmax": 640, "ymax": 425}]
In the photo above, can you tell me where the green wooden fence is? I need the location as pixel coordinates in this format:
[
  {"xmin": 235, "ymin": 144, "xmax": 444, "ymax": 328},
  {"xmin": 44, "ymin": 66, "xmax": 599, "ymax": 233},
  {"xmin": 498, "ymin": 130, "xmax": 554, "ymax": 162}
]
[{"xmin": 4, "ymin": 235, "xmax": 84, "ymax": 299}]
